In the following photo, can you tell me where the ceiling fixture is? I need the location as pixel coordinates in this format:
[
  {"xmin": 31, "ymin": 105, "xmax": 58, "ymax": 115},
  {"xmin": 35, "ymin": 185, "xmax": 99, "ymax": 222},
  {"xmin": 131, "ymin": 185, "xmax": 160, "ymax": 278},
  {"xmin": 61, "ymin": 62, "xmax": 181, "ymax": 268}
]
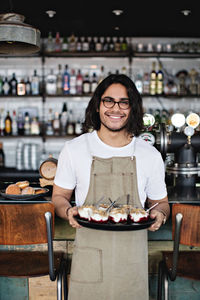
[
  {"xmin": 0, "ymin": 12, "xmax": 40, "ymax": 55},
  {"xmin": 46, "ymin": 10, "xmax": 56, "ymax": 18},
  {"xmin": 181, "ymin": 9, "xmax": 191, "ymax": 16},
  {"xmin": 112, "ymin": 9, "xmax": 123, "ymax": 16}
]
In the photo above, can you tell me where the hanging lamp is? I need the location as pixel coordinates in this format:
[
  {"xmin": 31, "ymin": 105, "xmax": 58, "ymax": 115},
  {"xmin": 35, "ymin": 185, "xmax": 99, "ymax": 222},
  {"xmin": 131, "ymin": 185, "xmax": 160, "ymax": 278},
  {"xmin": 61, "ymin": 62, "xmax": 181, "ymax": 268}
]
[{"xmin": 0, "ymin": 12, "xmax": 41, "ymax": 55}]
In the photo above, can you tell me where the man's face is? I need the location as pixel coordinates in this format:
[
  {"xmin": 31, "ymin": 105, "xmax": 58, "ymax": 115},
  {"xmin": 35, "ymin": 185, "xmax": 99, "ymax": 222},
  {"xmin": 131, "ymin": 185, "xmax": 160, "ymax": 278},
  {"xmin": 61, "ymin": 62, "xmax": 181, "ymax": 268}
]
[{"xmin": 98, "ymin": 83, "xmax": 131, "ymax": 132}]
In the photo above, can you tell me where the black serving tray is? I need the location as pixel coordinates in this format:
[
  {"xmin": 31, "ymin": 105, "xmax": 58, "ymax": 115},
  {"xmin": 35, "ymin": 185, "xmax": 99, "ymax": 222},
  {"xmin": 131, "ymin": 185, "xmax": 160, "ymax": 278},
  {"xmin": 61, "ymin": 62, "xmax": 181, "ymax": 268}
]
[
  {"xmin": 75, "ymin": 215, "xmax": 155, "ymax": 231},
  {"xmin": 0, "ymin": 188, "xmax": 49, "ymax": 201}
]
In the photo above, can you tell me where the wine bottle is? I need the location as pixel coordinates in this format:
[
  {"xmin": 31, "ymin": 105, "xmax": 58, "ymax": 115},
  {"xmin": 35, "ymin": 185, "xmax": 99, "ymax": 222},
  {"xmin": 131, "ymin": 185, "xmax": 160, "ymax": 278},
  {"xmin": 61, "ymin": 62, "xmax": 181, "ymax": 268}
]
[
  {"xmin": 4, "ymin": 111, "xmax": 12, "ymax": 135},
  {"xmin": 9, "ymin": 73, "xmax": 18, "ymax": 95},
  {"xmin": 0, "ymin": 142, "xmax": 5, "ymax": 168},
  {"xmin": 150, "ymin": 62, "xmax": 157, "ymax": 95}
]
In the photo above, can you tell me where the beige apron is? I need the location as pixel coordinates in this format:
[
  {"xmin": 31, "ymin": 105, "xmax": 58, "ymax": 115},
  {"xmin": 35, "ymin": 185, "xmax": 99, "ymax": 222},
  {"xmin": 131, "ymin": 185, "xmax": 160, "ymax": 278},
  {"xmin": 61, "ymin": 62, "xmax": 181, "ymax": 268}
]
[{"xmin": 68, "ymin": 138, "xmax": 148, "ymax": 300}]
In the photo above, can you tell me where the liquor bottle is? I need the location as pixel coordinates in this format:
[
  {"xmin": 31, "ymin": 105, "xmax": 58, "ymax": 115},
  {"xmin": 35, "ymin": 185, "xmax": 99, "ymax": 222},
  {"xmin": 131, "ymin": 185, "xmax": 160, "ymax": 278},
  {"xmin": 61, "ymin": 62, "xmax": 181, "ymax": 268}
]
[
  {"xmin": 114, "ymin": 36, "xmax": 121, "ymax": 52},
  {"xmin": 46, "ymin": 108, "xmax": 54, "ymax": 136},
  {"xmin": 4, "ymin": 110, "xmax": 12, "ymax": 135},
  {"xmin": 17, "ymin": 112, "xmax": 24, "ymax": 135},
  {"xmin": 82, "ymin": 73, "xmax": 91, "ymax": 94},
  {"xmin": 46, "ymin": 69, "xmax": 57, "ymax": 95},
  {"xmin": 60, "ymin": 102, "xmax": 68, "ymax": 135},
  {"xmin": 9, "ymin": 73, "xmax": 18, "ymax": 95},
  {"xmin": 17, "ymin": 78, "xmax": 26, "ymax": 96},
  {"xmin": 82, "ymin": 36, "xmax": 89, "ymax": 52},
  {"xmin": 95, "ymin": 37, "xmax": 102, "ymax": 52},
  {"xmin": 98, "ymin": 66, "xmax": 105, "ymax": 84},
  {"xmin": 150, "ymin": 62, "xmax": 157, "ymax": 95},
  {"xmin": 135, "ymin": 73, "xmax": 143, "ymax": 94},
  {"xmin": 156, "ymin": 62, "xmax": 164, "ymax": 95},
  {"xmin": 55, "ymin": 32, "xmax": 62, "ymax": 52},
  {"xmin": 75, "ymin": 116, "xmax": 82, "ymax": 135},
  {"xmin": 66, "ymin": 109, "xmax": 75, "ymax": 135},
  {"xmin": 31, "ymin": 69, "xmax": 40, "ymax": 95},
  {"xmin": 30, "ymin": 117, "xmax": 40, "ymax": 135},
  {"xmin": 143, "ymin": 73, "xmax": 150, "ymax": 95},
  {"xmin": 52, "ymin": 111, "xmax": 60, "ymax": 135},
  {"xmin": 0, "ymin": 108, "xmax": 5, "ymax": 136},
  {"xmin": 91, "ymin": 72, "xmax": 98, "ymax": 93},
  {"xmin": 103, "ymin": 37, "xmax": 109, "ymax": 52},
  {"xmin": 2, "ymin": 77, "xmax": 10, "ymax": 95},
  {"xmin": 69, "ymin": 69, "xmax": 76, "ymax": 95},
  {"xmin": 62, "ymin": 36, "xmax": 68, "ymax": 52},
  {"xmin": 25, "ymin": 77, "xmax": 32, "ymax": 95},
  {"xmin": 76, "ymin": 36, "xmax": 82, "ymax": 52},
  {"xmin": 0, "ymin": 142, "xmax": 5, "ymax": 168},
  {"xmin": 68, "ymin": 33, "xmax": 76, "ymax": 52},
  {"xmin": 109, "ymin": 37, "xmax": 115, "ymax": 52},
  {"xmin": 76, "ymin": 69, "xmax": 83, "ymax": 94},
  {"xmin": 12, "ymin": 110, "xmax": 18, "ymax": 136},
  {"xmin": 121, "ymin": 37, "xmax": 128, "ymax": 51},
  {"xmin": 46, "ymin": 31, "xmax": 54, "ymax": 52},
  {"xmin": 89, "ymin": 36, "xmax": 95, "ymax": 51},
  {"xmin": 24, "ymin": 112, "xmax": 31, "ymax": 135},
  {"xmin": 0, "ymin": 76, "xmax": 3, "ymax": 95},
  {"xmin": 56, "ymin": 64, "xmax": 63, "ymax": 95},
  {"xmin": 62, "ymin": 65, "xmax": 70, "ymax": 94}
]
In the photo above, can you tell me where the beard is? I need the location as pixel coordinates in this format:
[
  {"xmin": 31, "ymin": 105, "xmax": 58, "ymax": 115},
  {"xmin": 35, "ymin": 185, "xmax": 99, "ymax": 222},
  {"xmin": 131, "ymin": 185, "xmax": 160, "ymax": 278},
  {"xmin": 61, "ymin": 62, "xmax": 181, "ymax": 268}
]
[{"xmin": 100, "ymin": 119, "xmax": 128, "ymax": 132}]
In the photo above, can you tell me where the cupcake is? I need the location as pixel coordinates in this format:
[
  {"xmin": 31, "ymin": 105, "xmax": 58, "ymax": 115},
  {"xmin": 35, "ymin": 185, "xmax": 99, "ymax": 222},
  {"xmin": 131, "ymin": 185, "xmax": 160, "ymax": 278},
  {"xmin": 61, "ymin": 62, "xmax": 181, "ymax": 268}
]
[
  {"xmin": 109, "ymin": 207, "xmax": 128, "ymax": 223},
  {"xmin": 129, "ymin": 208, "xmax": 149, "ymax": 223},
  {"xmin": 90, "ymin": 207, "xmax": 109, "ymax": 223},
  {"xmin": 78, "ymin": 205, "xmax": 94, "ymax": 221},
  {"xmin": 98, "ymin": 203, "xmax": 110, "ymax": 211}
]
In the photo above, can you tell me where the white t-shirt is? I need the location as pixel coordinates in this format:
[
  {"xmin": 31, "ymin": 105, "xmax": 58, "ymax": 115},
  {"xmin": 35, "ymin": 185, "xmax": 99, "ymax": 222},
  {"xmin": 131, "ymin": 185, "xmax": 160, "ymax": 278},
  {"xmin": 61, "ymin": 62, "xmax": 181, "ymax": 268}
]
[{"xmin": 54, "ymin": 131, "xmax": 167, "ymax": 207}]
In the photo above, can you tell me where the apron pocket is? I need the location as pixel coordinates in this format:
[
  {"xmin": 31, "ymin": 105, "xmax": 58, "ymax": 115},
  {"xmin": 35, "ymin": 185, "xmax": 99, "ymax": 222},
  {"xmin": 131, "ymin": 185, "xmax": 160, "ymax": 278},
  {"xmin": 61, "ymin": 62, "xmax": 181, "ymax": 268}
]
[{"xmin": 70, "ymin": 246, "xmax": 103, "ymax": 283}]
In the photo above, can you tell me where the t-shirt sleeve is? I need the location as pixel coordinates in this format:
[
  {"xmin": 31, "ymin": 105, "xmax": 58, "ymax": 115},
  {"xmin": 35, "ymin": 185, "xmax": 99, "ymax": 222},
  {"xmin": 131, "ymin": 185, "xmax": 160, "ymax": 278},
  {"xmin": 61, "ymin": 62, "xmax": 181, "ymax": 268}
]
[
  {"xmin": 54, "ymin": 143, "xmax": 76, "ymax": 190},
  {"xmin": 145, "ymin": 152, "xmax": 167, "ymax": 200}
]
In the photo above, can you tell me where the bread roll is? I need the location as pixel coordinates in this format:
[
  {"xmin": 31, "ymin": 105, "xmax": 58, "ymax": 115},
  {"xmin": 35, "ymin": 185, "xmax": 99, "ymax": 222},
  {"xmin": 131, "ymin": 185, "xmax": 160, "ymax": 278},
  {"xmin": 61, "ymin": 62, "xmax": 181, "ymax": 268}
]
[
  {"xmin": 5, "ymin": 184, "xmax": 21, "ymax": 195},
  {"xmin": 21, "ymin": 186, "xmax": 35, "ymax": 195},
  {"xmin": 16, "ymin": 181, "xmax": 29, "ymax": 189}
]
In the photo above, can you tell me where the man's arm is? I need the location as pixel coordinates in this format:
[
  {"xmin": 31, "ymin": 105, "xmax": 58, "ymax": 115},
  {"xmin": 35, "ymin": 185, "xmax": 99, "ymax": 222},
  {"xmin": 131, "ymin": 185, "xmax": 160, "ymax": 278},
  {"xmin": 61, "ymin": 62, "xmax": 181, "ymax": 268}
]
[
  {"xmin": 52, "ymin": 183, "xmax": 81, "ymax": 228},
  {"xmin": 147, "ymin": 196, "xmax": 170, "ymax": 232}
]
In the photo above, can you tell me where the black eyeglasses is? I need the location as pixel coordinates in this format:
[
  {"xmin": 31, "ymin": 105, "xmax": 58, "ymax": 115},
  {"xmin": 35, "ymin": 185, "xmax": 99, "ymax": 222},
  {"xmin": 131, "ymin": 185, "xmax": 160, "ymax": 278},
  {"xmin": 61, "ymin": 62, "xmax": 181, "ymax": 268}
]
[{"xmin": 101, "ymin": 98, "xmax": 130, "ymax": 110}]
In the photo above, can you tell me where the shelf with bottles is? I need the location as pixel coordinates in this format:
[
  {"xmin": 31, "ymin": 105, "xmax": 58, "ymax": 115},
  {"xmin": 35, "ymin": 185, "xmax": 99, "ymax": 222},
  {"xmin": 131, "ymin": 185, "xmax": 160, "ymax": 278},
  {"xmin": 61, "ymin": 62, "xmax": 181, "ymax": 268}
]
[{"xmin": 132, "ymin": 52, "xmax": 200, "ymax": 59}]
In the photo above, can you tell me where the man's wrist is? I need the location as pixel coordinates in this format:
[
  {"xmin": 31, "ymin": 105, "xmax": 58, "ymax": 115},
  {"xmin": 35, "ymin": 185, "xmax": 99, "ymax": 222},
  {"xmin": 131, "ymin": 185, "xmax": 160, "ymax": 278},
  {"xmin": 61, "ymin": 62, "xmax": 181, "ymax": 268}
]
[{"xmin": 66, "ymin": 206, "xmax": 72, "ymax": 217}]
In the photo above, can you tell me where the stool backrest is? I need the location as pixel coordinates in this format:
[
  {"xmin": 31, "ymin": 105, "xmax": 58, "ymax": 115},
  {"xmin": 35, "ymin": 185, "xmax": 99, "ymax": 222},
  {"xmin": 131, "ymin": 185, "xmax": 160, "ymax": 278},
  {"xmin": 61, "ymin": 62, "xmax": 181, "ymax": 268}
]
[
  {"xmin": 0, "ymin": 202, "xmax": 55, "ymax": 245},
  {"xmin": 172, "ymin": 203, "xmax": 200, "ymax": 247}
]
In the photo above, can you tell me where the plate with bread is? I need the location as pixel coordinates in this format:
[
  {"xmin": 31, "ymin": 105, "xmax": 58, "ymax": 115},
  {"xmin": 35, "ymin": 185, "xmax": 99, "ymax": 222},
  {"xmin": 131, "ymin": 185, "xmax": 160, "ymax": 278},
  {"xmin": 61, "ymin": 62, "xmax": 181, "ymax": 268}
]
[{"xmin": 1, "ymin": 181, "xmax": 49, "ymax": 200}]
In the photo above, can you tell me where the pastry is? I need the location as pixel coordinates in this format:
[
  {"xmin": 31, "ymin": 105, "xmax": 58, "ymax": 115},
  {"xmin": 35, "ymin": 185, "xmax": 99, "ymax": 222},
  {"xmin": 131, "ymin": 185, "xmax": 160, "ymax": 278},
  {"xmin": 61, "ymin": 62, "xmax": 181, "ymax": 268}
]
[
  {"xmin": 5, "ymin": 184, "xmax": 21, "ymax": 195},
  {"xmin": 21, "ymin": 186, "xmax": 35, "ymax": 195},
  {"xmin": 35, "ymin": 188, "xmax": 47, "ymax": 194},
  {"xmin": 16, "ymin": 180, "xmax": 29, "ymax": 189}
]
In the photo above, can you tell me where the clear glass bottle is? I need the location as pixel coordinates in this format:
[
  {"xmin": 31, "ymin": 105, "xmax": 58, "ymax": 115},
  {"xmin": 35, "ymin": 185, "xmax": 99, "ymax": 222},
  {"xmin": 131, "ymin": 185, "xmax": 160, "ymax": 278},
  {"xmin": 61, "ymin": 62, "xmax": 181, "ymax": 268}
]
[
  {"xmin": 62, "ymin": 65, "xmax": 70, "ymax": 94},
  {"xmin": 24, "ymin": 112, "xmax": 31, "ymax": 135},
  {"xmin": 53, "ymin": 111, "xmax": 60, "ymax": 135},
  {"xmin": 12, "ymin": 110, "xmax": 18, "ymax": 136},
  {"xmin": 2, "ymin": 77, "xmax": 10, "ymax": 95},
  {"xmin": 69, "ymin": 69, "xmax": 76, "ymax": 95},
  {"xmin": 46, "ymin": 69, "xmax": 57, "ymax": 95},
  {"xmin": 46, "ymin": 31, "xmax": 54, "ymax": 52},
  {"xmin": 31, "ymin": 69, "xmax": 40, "ymax": 95},
  {"xmin": 46, "ymin": 108, "xmax": 54, "ymax": 136}
]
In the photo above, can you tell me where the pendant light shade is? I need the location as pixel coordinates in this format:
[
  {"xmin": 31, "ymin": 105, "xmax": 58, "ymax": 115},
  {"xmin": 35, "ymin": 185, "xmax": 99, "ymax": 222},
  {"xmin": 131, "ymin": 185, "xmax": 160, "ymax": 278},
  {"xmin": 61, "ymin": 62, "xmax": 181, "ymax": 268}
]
[{"xmin": 0, "ymin": 13, "xmax": 40, "ymax": 55}]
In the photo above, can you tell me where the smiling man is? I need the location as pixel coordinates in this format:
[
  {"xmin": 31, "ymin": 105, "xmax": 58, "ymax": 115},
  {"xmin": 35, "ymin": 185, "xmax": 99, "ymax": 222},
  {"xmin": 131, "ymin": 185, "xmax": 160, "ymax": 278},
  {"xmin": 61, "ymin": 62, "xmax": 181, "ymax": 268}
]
[{"xmin": 52, "ymin": 74, "xmax": 169, "ymax": 300}]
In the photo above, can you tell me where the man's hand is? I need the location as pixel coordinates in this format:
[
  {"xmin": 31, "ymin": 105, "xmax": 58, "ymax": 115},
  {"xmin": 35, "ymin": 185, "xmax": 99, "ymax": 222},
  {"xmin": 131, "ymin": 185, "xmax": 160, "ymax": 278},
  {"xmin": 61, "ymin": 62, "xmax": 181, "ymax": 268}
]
[
  {"xmin": 148, "ymin": 210, "xmax": 166, "ymax": 232},
  {"xmin": 67, "ymin": 206, "xmax": 82, "ymax": 228}
]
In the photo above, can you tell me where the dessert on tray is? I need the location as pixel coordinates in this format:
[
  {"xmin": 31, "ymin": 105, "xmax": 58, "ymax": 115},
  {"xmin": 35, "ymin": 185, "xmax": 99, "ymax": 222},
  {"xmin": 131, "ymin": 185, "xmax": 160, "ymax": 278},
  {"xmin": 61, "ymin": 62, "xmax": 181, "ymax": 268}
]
[
  {"xmin": 109, "ymin": 207, "xmax": 128, "ymax": 223},
  {"xmin": 129, "ymin": 208, "xmax": 149, "ymax": 223}
]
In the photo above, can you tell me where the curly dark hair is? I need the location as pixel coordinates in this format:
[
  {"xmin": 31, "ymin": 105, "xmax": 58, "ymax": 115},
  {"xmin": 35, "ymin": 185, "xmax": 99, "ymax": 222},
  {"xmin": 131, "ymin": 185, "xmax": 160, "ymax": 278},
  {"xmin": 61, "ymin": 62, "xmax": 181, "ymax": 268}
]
[{"xmin": 82, "ymin": 73, "xmax": 144, "ymax": 136}]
